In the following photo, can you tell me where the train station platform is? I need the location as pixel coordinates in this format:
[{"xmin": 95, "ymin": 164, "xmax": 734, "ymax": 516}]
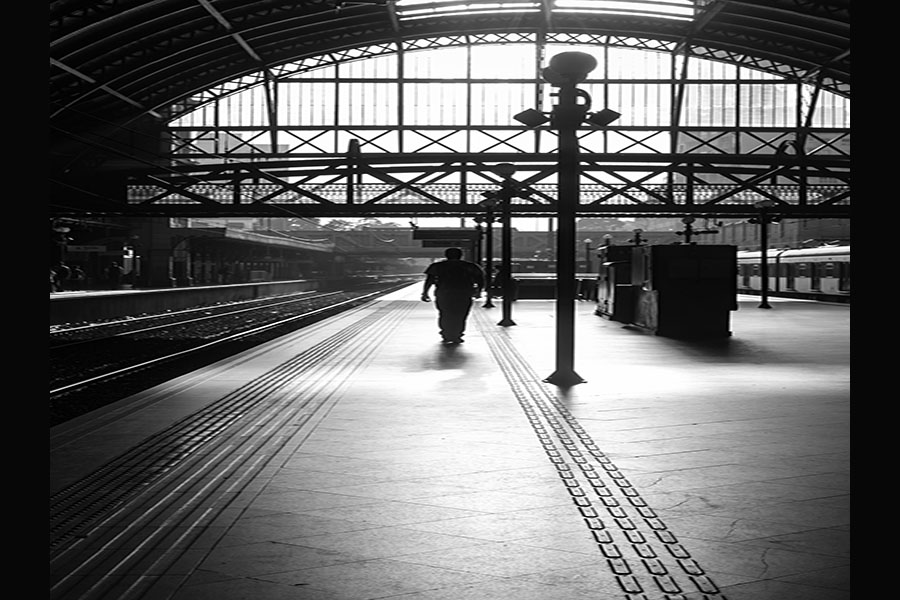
[{"xmin": 50, "ymin": 285, "xmax": 851, "ymax": 600}]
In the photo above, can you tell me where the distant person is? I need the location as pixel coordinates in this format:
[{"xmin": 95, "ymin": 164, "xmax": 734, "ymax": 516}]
[
  {"xmin": 70, "ymin": 265, "xmax": 86, "ymax": 290},
  {"xmin": 52, "ymin": 262, "xmax": 71, "ymax": 292},
  {"xmin": 106, "ymin": 262, "xmax": 124, "ymax": 287},
  {"xmin": 421, "ymin": 247, "xmax": 484, "ymax": 345},
  {"xmin": 490, "ymin": 264, "xmax": 518, "ymax": 300}
]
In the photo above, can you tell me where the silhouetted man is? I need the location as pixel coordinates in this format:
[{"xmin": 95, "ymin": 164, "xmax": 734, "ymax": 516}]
[{"xmin": 421, "ymin": 247, "xmax": 484, "ymax": 345}]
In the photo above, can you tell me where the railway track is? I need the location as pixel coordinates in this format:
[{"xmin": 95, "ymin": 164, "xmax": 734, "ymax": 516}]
[{"xmin": 50, "ymin": 280, "xmax": 416, "ymax": 426}]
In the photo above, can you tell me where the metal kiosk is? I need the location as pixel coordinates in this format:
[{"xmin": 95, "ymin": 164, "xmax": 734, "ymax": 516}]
[{"xmin": 632, "ymin": 244, "xmax": 738, "ymax": 339}]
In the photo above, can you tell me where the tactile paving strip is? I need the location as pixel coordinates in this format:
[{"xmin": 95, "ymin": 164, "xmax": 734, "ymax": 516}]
[{"xmin": 474, "ymin": 309, "xmax": 727, "ymax": 600}]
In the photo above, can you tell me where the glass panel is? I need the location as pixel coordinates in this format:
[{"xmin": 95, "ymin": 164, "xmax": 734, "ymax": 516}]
[
  {"xmin": 404, "ymin": 46, "xmax": 469, "ymax": 78},
  {"xmin": 471, "ymin": 83, "xmax": 534, "ymax": 125},
  {"xmin": 682, "ymin": 83, "xmax": 737, "ymax": 127},
  {"xmin": 338, "ymin": 82, "xmax": 398, "ymax": 125},
  {"xmin": 686, "ymin": 58, "xmax": 737, "ymax": 79},
  {"xmin": 340, "ymin": 54, "xmax": 398, "ymax": 78},
  {"xmin": 807, "ymin": 88, "xmax": 851, "ymax": 128},
  {"xmin": 739, "ymin": 83, "xmax": 797, "ymax": 127},
  {"xmin": 278, "ymin": 82, "xmax": 336, "ymax": 126},
  {"xmin": 603, "ymin": 83, "xmax": 671, "ymax": 126},
  {"xmin": 470, "ymin": 44, "xmax": 537, "ymax": 78},
  {"xmin": 403, "ymin": 83, "xmax": 469, "ymax": 125},
  {"xmin": 220, "ymin": 86, "xmax": 268, "ymax": 127},
  {"xmin": 607, "ymin": 47, "xmax": 671, "ymax": 78}
]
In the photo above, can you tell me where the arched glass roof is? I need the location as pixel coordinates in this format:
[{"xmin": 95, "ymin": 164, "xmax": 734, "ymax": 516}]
[
  {"xmin": 395, "ymin": 0, "xmax": 696, "ymax": 21},
  {"xmin": 50, "ymin": 0, "xmax": 850, "ymax": 218}
]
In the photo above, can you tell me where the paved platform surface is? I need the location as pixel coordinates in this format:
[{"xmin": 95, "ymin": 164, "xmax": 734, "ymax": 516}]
[{"xmin": 50, "ymin": 286, "xmax": 850, "ymax": 600}]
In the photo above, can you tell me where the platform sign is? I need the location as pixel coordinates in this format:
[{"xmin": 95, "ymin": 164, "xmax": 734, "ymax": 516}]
[
  {"xmin": 412, "ymin": 229, "xmax": 478, "ymax": 241},
  {"xmin": 422, "ymin": 240, "xmax": 471, "ymax": 247},
  {"xmin": 67, "ymin": 245, "xmax": 106, "ymax": 252}
]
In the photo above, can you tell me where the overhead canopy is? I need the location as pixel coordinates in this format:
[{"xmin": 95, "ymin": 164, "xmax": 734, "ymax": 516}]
[
  {"xmin": 50, "ymin": 1, "xmax": 850, "ymax": 219},
  {"xmin": 50, "ymin": 0, "xmax": 849, "ymax": 140}
]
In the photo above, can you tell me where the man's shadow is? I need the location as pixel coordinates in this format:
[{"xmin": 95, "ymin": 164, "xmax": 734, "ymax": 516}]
[{"xmin": 435, "ymin": 342, "xmax": 468, "ymax": 370}]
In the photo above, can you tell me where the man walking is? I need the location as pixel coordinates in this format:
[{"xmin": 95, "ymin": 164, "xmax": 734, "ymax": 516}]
[{"xmin": 421, "ymin": 247, "xmax": 485, "ymax": 345}]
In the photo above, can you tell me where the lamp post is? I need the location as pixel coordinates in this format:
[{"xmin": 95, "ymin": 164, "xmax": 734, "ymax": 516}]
[
  {"xmin": 750, "ymin": 199, "xmax": 779, "ymax": 309},
  {"xmin": 475, "ymin": 212, "xmax": 497, "ymax": 308},
  {"xmin": 483, "ymin": 209, "xmax": 496, "ymax": 308},
  {"xmin": 515, "ymin": 52, "xmax": 620, "ymax": 387},
  {"xmin": 490, "ymin": 162, "xmax": 520, "ymax": 326},
  {"xmin": 583, "ymin": 238, "xmax": 593, "ymax": 273}
]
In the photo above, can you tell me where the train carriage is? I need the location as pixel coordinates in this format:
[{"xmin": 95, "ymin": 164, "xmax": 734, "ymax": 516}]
[{"xmin": 737, "ymin": 245, "xmax": 850, "ymax": 302}]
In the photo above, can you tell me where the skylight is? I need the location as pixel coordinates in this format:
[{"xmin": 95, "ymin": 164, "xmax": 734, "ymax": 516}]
[{"xmin": 395, "ymin": 0, "xmax": 697, "ymax": 21}]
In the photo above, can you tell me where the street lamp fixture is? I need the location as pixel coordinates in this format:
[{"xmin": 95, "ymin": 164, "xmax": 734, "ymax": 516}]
[
  {"xmin": 515, "ymin": 51, "xmax": 621, "ymax": 387},
  {"xmin": 751, "ymin": 199, "xmax": 780, "ymax": 309},
  {"xmin": 481, "ymin": 162, "xmax": 524, "ymax": 326},
  {"xmin": 476, "ymin": 195, "xmax": 501, "ymax": 309},
  {"xmin": 513, "ymin": 108, "xmax": 549, "ymax": 128},
  {"xmin": 586, "ymin": 108, "xmax": 622, "ymax": 127}
]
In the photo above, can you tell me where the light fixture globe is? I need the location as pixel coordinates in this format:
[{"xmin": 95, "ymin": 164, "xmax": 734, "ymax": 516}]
[
  {"xmin": 544, "ymin": 52, "xmax": 598, "ymax": 85},
  {"xmin": 492, "ymin": 162, "xmax": 517, "ymax": 178}
]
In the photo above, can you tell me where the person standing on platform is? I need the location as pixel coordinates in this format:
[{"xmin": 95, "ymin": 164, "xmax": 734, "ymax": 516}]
[
  {"xmin": 70, "ymin": 265, "xmax": 86, "ymax": 290},
  {"xmin": 421, "ymin": 247, "xmax": 484, "ymax": 345},
  {"xmin": 52, "ymin": 262, "xmax": 71, "ymax": 292},
  {"xmin": 106, "ymin": 262, "xmax": 124, "ymax": 288}
]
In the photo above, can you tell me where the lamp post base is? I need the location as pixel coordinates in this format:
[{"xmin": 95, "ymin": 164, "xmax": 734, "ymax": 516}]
[
  {"xmin": 543, "ymin": 370, "xmax": 586, "ymax": 387},
  {"xmin": 497, "ymin": 318, "xmax": 516, "ymax": 327}
]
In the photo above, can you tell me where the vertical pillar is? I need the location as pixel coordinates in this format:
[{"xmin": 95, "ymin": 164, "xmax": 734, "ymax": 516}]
[
  {"xmin": 544, "ymin": 83, "xmax": 585, "ymax": 386},
  {"xmin": 758, "ymin": 212, "xmax": 772, "ymax": 309},
  {"xmin": 498, "ymin": 183, "xmax": 516, "ymax": 326},
  {"xmin": 483, "ymin": 210, "xmax": 495, "ymax": 308}
]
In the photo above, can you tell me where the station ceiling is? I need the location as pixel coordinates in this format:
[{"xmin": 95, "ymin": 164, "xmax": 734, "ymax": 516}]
[{"xmin": 50, "ymin": 0, "xmax": 850, "ymax": 218}]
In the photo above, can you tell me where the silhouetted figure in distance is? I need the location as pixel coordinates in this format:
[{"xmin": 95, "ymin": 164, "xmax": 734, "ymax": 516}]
[{"xmin": 421, "ymin": 247, "xmax": 484, "ymax": 345}]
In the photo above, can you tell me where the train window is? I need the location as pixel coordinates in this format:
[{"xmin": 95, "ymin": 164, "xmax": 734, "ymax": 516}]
[
  {"xmin": 839, "ymin": 263, "xmax": 851, "ymax": 291},
  {"xmin": 810, "ymin": 262, "xmax": 822, "ymax": 291},
  {"xmin": 785, "ymin": 263, "xmax": 796, "ymax": 290}
]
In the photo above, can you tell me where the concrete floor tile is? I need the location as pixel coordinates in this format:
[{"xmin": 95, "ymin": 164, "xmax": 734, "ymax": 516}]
[
  {"xmin": 216, "ymin": 512, "xmax": 383, "ymax": 546},
  {"xmin": 259, "ymin": 558, "xmax": 499, "ymax": 599},
  {"xmin": 298, "ymin": 498, "xmax": 490, "ymax": 526},
  {"xmin": 404, "ymin": 507, "xmax": 586, "ymax": 542},
  {"xmin": 718, "ymin": 577, "xmax": 851, "ymax": 600},
  {"xmin": 284, "ymin": 525, "xmax": 488, "ymax": 560},
  {"xmin": 385, "ymin": 576, "xmax": 618, "ymax": 600},
  {"xmin": 197, "ymin": 540, "xmax": 363, "ymax": 579},
  {"xmin": 388, "ymin": 541, "xmax": 602, "ymax": 577},
  {"xmin": 173, "ymin": 573, "xmax": 343, "ymax": 600},
  {"xmin": 663, "ymin": 513, "xmax": 822, "ymax": 544},
  {"xmin": 249, "ymin": 488, "xmax": 382, "ymax": 513},
  {"xmin": 518, "ymin": 564, "xmax": 644, "ymax": 597},
  {"xmin": 737, "ymin": 526, "xmax": 850, "ymax": 558},
  {"xmin": 404, "ymin": 489, "xmax": 571, "ymax": 513},
  {"xmin": 684, "ymin": 539, "xmax": 849, "ymax": 580},
  {"xmin": 316, "ymin": 479, "xmax": 487, "ymax": 502}
]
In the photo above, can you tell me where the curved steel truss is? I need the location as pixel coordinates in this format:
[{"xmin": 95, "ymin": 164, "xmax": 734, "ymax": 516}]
[{"xmin": 50, "ymin": 1, "xmax": 851, "ymax": 220}]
